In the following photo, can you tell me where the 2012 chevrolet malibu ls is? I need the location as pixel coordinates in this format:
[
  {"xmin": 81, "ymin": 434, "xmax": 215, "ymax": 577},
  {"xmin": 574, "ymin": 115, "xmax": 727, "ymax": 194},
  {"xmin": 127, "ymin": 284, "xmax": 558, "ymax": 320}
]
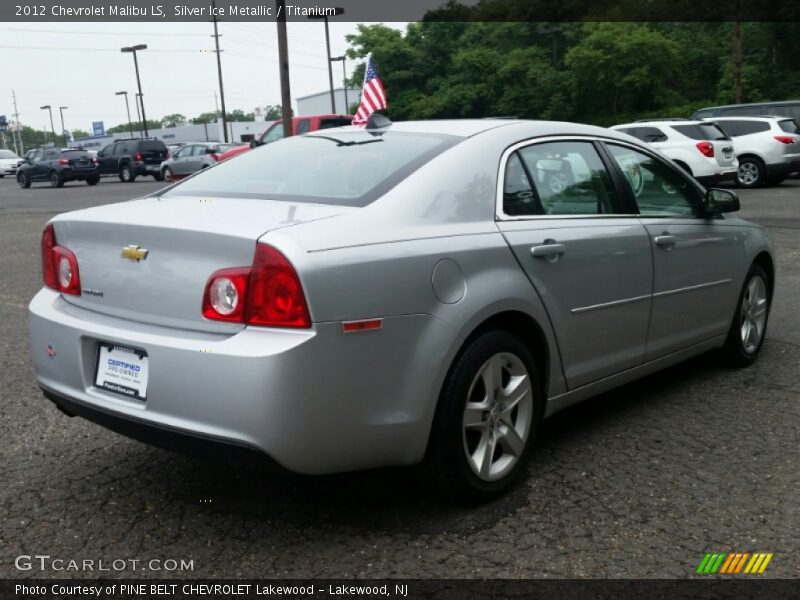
[{"xmin": 29, "ymin": 118, "xmax": 774, "ymax": 499}]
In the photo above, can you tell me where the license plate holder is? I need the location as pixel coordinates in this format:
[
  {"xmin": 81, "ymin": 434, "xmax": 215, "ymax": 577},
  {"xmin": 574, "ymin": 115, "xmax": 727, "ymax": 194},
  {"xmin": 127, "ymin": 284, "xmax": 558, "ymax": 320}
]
[{"xmin": 94, "ymin": 343, "xmax": 149, "ymax": 400}]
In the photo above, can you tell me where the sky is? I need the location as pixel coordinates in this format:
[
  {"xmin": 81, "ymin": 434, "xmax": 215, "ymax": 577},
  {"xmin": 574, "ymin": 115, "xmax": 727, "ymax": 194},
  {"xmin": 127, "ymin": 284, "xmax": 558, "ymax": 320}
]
[{"xmin": 0, "ymin": 21, "xmax": 404, "ymax": 134}]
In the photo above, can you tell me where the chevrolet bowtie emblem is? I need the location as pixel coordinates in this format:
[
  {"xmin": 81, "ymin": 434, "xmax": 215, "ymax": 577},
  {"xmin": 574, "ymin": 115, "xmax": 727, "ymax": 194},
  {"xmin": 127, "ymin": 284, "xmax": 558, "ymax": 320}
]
[{"xmin": 121, "ymin": 245, "xmax": 149, "ymax": 262}]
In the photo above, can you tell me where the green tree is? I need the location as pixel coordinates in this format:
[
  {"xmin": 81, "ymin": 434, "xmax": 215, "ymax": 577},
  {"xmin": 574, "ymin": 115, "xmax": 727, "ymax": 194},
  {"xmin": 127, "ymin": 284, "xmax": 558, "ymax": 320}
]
[{"xmin": 161, "ymin": 113, "xmax": 187, "ymax": 127}]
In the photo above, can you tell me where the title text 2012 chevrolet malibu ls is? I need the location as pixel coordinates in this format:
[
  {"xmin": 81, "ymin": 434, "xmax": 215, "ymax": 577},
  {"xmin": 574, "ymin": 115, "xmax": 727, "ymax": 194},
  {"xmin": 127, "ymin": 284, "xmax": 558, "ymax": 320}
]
[{"xmin": 29, "ymin": 119, "xmax": 774, "ymax": 500}]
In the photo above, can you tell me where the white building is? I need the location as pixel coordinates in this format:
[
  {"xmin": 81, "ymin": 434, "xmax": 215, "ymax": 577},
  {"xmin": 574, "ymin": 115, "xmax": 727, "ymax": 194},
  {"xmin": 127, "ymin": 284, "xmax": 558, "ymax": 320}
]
[{"xmin": 296, "ymin": 88, "xmax": 360, "ymax": 116}]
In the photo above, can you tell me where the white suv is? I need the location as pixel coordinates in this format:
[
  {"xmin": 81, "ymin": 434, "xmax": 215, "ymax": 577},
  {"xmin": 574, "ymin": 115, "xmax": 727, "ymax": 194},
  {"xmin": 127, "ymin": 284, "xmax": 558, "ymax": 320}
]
[
  {"xmin": 704, "ymin": 116, "xmax": 800, "ymax": 187},
  {"xmin": 610, "ymin": 120, "xmax": 738, "ymax": 185}
]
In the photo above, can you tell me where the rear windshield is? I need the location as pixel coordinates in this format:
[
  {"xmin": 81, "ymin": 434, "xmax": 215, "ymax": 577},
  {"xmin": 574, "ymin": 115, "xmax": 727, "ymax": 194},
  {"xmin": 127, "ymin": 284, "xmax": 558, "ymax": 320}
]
[
  {"xmin": 163, "ymin": 131, "xmax": 461, "ymax": 207},
  {"xmin": 672, "ymin": 123, "xmax": 730, "ymax": 141},
  {"xmin": 778, "ymin": 119, "xmax": 800, "ymax": 134},
  {"xmin": 61, "ymin": 150, "xmax": 90, "ymax": 157},
  {"xmin": 139, "ymin": 141, "xmax": 167, "ymax": 151}
]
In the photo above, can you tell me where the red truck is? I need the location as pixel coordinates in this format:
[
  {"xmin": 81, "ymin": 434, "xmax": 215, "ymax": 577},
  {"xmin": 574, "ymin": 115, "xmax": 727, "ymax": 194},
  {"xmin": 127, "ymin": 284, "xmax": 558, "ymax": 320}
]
[{"xmin": 219, "ymin": 114, "xmax": 353, "ymax": 162}]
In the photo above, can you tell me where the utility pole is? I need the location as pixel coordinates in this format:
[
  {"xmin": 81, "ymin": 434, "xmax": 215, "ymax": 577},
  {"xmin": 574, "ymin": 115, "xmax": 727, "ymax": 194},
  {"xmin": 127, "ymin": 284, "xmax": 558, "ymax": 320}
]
[
  {"xmin": 59, "ymin": 106, "xmax": 68, "ymax": 147},
  {"xmin": 734, "ymin": 0, "xmax": 742, "ymax": 103},
  {"xmin": 276, "ymin": 0, "xmax": 293, "ymax": 138},
  {"xmin": 11, "ymin": 90, "xmax": 22, "ymax": 155},
  {"xmin": 121, "ymin": 45, "xmax": 149, "ymax": 136},
  {"xmin": 211, "ymin": 0, "xmax": 229, "ymax": 142}
]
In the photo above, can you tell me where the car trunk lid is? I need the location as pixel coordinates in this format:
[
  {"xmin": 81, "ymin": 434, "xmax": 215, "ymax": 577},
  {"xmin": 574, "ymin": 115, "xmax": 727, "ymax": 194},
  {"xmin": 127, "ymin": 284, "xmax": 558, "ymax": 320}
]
[{"xmin": 52, "ymin": 196, "xmax": 350, "ymax": 333}]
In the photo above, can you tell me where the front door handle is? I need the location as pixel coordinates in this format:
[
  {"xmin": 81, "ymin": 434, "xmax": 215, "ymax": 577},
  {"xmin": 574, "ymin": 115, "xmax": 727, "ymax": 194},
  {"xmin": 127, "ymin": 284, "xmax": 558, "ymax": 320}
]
[
  {"xmin": 654, "ymin": 234, "xmax": 676, "ymax": 249},
  {"xmin": 531, "ymin": 241, "xmax": 566, "ymax": 259}
]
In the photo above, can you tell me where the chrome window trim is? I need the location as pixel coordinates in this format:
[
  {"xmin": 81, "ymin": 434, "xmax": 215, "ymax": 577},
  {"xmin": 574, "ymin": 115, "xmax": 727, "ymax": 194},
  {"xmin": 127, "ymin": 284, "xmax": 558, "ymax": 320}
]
[{"xmin": 495, "ymin": 135, "xmax": 705, "ymax": 222}]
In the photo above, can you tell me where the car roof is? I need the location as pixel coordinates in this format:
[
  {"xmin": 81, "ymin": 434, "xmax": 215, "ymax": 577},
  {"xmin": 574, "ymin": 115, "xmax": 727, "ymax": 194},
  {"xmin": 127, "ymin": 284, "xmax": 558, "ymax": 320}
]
[
  {"xmin": 308, "ymin": 118, "xmax": 630, "ymax": 139},
  {"xmin": 697, "ymin": 100, "xmax": 800, "ymax": 110},
  {"xmin": 611, "ymin": 120, "xmax": 708, "ymax": 128},
  {"xmin": 703, "ymin": 116, "xmax": 788, "ymax": 122}
]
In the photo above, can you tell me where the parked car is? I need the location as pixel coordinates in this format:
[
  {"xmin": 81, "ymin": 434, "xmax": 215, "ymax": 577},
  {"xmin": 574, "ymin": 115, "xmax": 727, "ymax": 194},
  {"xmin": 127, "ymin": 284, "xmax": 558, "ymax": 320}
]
[
  {"xmin": 17, "ymin": 148, "xmax": 99, "ymax": 188},
  {"xmin": 701, "ymin": 116, "xmax": 800, "ymax": 187},
  {"xmin": 691, "ymin": 100, "xmax": 800, "ymax": 121},
  {"xmin": 160, "ymin": 142, "xmax": 244, "ymax": 181},
  {"xmin": 95, "ymin": 138, "xmax": 168, "ymax": 182},
  {"xmin": 610, "ymin": 120, "xmax": 738, "ymax": 185},
  {"xmin": 219, "ymin": 114, "xmax": 353, "ymax": 162},
  {"xmin": 0, "ymin": 149, "xmax": 24, "ymax": 177},
  {"xmin": 29, "ymin": 118, "xmax": 773, "ymax": 500}
]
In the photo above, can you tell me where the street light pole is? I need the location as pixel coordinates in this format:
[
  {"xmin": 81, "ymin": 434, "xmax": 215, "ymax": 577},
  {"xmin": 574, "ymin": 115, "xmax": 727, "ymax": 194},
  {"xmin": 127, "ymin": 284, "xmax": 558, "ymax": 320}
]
[
  {"xmin": 331, "ymin": 55, "xmax": 348, "ymax": 114},
  {"xmin": 121, "ymin": 44, "xmax": 149, "ymax": 136},
  {"xmin": 211, "ymin": 0, "xmax": 229, "ymax": 142},
  {"xmin": 135, "ymin": 93, "xmax": 143, "ymax": 137},
  {"xmin": 59, "ymin": 106, "xmax": 68, "ymax": 147},
  {"xmin": 308, "ymin": 8, "xmax": 344, "ymax": 114},
  {"xmin": 115, "ymin": 91, "xmax": 134, "ymax": 137},
  {"xmin": 40, "ymin": 105, "xmax": 55, "ymax": 143},
  {"xmin": 276, "ymin": 0, "xmax": 293, "ymax": 138}
]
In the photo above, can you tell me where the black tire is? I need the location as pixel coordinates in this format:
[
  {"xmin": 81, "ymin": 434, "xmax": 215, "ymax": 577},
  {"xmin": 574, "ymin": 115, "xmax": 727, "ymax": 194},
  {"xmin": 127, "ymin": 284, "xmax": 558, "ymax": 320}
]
[
  {"xmin": 424, "ymin": 329, "xmax": 542, "ymax": 502},
  {"xmin": 736, "ymin": 156, "xmax": 765, "ymax": 188},
  {"xmin": 162, "ymin": 167, "xmax": 173, "ymax": 182},
  {"xmin": 17, "ymin": 172, "xmax": 30, "ymax": 189},
  {"xmin": 721, "ymin": 264, "xmax": 771, "ymax": 367},
  {"xmin": 86, "ymin": 176, "xmax": 99, "ymax": 186},
  {"xmin": 119, "ymin": 163, "xmax": 135, "ymax": 183},
  {"xmin": 50, "ymin": 171, "xmax": 64, "ymax": 188},
  {"xmin": 153, "ymin": 172, "xmax": 164, "ymax": 182}
]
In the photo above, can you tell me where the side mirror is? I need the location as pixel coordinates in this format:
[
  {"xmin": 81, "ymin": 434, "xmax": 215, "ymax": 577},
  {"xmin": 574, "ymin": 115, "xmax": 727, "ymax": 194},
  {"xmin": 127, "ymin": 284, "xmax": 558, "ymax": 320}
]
[
  {"xmin": 250, "ymin": 140, "xmax": 258, "ymax": 149},
  {"xmin": 705, "ymin": 188, "xmax": 739, "ymax": 215}
]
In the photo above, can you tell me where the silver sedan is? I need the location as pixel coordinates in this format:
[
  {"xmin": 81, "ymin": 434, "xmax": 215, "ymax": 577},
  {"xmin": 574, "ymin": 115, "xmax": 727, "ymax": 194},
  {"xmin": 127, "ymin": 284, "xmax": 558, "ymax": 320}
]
[{"xmin": 28, "ymin": 118, "xmax": 774, "ymax": 500}]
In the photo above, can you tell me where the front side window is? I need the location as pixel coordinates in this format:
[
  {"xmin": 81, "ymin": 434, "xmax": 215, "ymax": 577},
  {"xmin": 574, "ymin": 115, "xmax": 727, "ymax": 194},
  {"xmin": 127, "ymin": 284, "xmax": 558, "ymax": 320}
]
[
  {"xmin": 164, "ymin": 131, "xmax": 460, "ymax": 207},
  {"xmin": 606, "ymin": 144, "xmax": 698, "ymax": 217},
  {"xmin": 513, "ymin": 141, "xmax": 618, "ymax": 216},
  {"xmin": 260, "ymin": 124, "xmax": 284, "ymax": 145}
]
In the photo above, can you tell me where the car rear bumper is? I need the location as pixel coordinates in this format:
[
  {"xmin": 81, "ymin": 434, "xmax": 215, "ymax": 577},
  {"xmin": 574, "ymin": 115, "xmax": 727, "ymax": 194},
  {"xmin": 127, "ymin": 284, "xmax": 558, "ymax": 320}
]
[
  {"xmin": 28, "ymin": 289, "xmax": 440, "ymax": 474},
  {"xmin": 61, "ymin": 168, "xmax": 98, "ymax": 180}
]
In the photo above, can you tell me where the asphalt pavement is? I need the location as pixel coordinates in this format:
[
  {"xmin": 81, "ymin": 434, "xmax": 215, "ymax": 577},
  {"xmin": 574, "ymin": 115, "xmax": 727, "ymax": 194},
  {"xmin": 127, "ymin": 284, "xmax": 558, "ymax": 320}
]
[{"xmin": 0, "ymin": 175, "xmax": 797, "ymax": 579}]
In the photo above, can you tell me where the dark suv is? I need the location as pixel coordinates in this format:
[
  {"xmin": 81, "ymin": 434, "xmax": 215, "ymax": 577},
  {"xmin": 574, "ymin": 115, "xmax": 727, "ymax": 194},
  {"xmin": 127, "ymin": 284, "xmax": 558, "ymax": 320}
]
[
  {"xmin": 17, "ymin": 148, "xmax": 99, "ymax": 188},
  {"xmin": 96, "ymin": 138, "xmax": 168, "ymax": 182}
]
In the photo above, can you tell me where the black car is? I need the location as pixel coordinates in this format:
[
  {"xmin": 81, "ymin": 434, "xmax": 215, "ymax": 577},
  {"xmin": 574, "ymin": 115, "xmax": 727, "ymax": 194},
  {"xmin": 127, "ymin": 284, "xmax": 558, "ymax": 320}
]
[
  {"xmin": 17, "ymin": 148, "xmax": 100, "ymax": 188},
  {"xmin": 96, "ymin": 138, "xmax": 168, "ymax": 182}
]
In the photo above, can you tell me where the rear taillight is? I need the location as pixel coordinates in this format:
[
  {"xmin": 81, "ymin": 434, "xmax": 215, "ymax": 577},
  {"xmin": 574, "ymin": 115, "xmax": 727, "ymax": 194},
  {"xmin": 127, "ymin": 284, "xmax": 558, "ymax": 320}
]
[
  {"xmin": 774, "ymin": 135, "xmax": 795, "ymax": 144},
  {"xmin": 165, "ymin": 151, "xmax": 170, "ymax": 159},
  {"xmin": 696, "ymin": 141, "xmax": 715, "ymax": 157},
  {"xmin": 202, "ymin": 267, "xmax": 250, "ymax": 322},
  {"xmin": 41, "ymin": 224, "xmax": 81, "ymax": 295},
  {"xmin": 201, "ymin": 244, "xmax": 310, "ymax": 328},
  {"xmin": 134, "ymin": 151, "xmax": 143, "ymax": 161},
  {"xmin": 58, "ymin": 158, "xmax": 69, "ymax": 165},
  {"xmin": 92, "ymin": 158, "xmax": 99, "ymax": 165}
]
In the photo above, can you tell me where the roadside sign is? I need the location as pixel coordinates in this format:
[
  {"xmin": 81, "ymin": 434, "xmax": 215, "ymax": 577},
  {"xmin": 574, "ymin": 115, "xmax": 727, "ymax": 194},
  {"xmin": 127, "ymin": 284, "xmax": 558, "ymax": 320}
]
[{"xmin": 92, "ymin": 121, "xmax": 105, "ymax": 136}]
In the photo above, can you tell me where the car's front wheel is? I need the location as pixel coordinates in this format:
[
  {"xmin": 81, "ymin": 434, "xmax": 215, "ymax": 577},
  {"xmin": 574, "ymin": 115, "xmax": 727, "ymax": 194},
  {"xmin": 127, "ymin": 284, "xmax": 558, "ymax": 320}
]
[
  {"xmin": 86, "ymin": 176, "xmax": 99, "ymax": 186},
  {"xmin": 425, "ymin": 329, "xmax": 541, "ymax": 501},
  {"xmin": 17, "ymin": 172, "xmax": 30, "ymax": 189},
  {"xmin": 722, "ymin": 264, "xmax": 771, "ymax": 367},
  {"xmin": 50, "ymin": 171, "xmax": 64, "ymax": 188},
  {"xmin": 737, "ymin": 157, "xmax": 765, "ymax": 188}
]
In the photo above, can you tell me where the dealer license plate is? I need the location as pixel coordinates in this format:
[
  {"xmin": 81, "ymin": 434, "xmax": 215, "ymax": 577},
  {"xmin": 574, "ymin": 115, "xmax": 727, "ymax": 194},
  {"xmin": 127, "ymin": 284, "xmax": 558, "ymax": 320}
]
[{"xmin": 95, "ymin": 344, "xmax": 149, "ymax": 400}]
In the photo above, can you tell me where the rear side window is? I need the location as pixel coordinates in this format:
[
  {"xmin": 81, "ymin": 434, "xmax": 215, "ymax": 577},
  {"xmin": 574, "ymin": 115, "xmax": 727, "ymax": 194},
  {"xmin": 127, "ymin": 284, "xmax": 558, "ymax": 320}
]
[
  {"xmin": 512, "ymin": 141, "xmax": 619, "ymax": 216},
  {"xmin": 778, "ymin": 119, "xmax": 800, "ymax": 134},
  {"xmin": 319, "ymin": 118, "xmax": 352, "ymax": 130},
  {"xmin": 766, "ymin": 104, "xmax": 800, "ymax": 119},
  {"xmin": 618, "ymin": 127, "xmax": 668, "ymax": 143},
  {"xmin": 718, "ymin": 120, "xmax": 771, "ymax": 137},
  {"xmin": 672, "ymin": 123, "xmax": 729, "ymax": 140},
  {"xmin": 164, "ymin": 132, "xmax": 461, "ymax": 207}
]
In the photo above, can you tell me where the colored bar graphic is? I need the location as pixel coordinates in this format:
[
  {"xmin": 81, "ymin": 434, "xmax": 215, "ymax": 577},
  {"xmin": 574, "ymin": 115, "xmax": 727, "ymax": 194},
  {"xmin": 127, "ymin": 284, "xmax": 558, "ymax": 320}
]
[
  {"xmin": 734, "ymin": 553, "xmax": 750, "ymax": 573},
  {"xmin": 696, "ymin": 554, "xmax": 711, "ymax": 574},
  {"xmin": 719, "ymin": 554, "xmax": 736, "ymax": 574},
  {"xmin": 758, "ymin": 554, "xmax": 773, "ymax": 574},
  {"xmin": 699, "ymin": 552, "xmax": 773, "ymax": 575}
]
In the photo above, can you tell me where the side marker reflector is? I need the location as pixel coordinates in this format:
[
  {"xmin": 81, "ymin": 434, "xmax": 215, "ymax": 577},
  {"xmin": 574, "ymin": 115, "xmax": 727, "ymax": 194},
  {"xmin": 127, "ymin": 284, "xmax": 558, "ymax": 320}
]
[{"xmin": 342, "ymin": 319, "xmax": 383, "ymax": 333}]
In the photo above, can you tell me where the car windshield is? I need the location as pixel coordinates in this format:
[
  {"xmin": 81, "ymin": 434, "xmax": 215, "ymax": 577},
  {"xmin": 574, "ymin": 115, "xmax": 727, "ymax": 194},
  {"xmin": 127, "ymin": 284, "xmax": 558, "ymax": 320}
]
[
  {"xmin": 0, "ymin": 150, "xmax": 19, "ymax": 159},
  {"xmin": 163, "ymin": 131, "xmax": 461, "ymax": 207},
  {"xmin": 778, "ymin": 119, "xmax": 800, "ymax": 134},
  {"xmin": 672, "ymin": 123, "xmax": 730, "ymax": 141}
]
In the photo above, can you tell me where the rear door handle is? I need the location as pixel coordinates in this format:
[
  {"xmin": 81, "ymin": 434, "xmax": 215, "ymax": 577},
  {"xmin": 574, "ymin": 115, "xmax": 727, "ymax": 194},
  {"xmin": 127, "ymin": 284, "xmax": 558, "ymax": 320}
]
[
  {"xmin": 531, "ymin": 241, "xmax": 566, "ymax": 258},
  {"xmin": 654, "ymin": 235, "xmax": 676, "ymax": 249}
]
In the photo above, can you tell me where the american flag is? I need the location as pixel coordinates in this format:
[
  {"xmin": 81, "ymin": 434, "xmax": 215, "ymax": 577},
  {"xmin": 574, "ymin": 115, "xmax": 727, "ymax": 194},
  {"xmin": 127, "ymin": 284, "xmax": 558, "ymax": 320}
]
[{"xmin": 353, "ymin": 56, "xmax": 387, "ymax": 126}]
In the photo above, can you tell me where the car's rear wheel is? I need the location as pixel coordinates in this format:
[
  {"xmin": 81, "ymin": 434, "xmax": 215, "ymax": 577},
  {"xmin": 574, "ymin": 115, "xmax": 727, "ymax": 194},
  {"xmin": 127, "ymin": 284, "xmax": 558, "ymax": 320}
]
[
  {"xmin": 162, "ymin": 167, "xmax": 173, "ymax": 182},
  {"xmin": 119, "ymin": 164, "xmax": 135, "ymax": 183},
  {"xmin": 86, "ymin": 176, "xmax": 99, "ymax": 186},
  {"xmin": 721, "ymin": 264, "xmax": 770, "ymax": 367},
  {"xmin": 50, "ymin": 171, "xmax": 64, "ymax": 188},
  {"xmin": 17, "ymin": 172, "xmax": 30, "ymax": 189},
  {"xmin": 737, "ymin": 157, "xmax": 765, "ymax": 188},
  {"xmin": 425, "ymin": 329, "xmax": 542, "ymax": 501}
]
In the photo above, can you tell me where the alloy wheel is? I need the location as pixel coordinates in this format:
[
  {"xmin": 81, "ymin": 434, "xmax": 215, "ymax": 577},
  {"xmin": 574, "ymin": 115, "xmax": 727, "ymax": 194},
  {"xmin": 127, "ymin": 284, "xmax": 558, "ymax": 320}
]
[
  {"xmin": 740, "ymin": 274, "xmax": 768, "ymax": 354},
  {"xmin": 738, "ymin": 162, "xmax": 759, "ymax": 186},
  {"xmin": 462, "ymin": 352, "xmax": 533, "ymax": 482}
]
